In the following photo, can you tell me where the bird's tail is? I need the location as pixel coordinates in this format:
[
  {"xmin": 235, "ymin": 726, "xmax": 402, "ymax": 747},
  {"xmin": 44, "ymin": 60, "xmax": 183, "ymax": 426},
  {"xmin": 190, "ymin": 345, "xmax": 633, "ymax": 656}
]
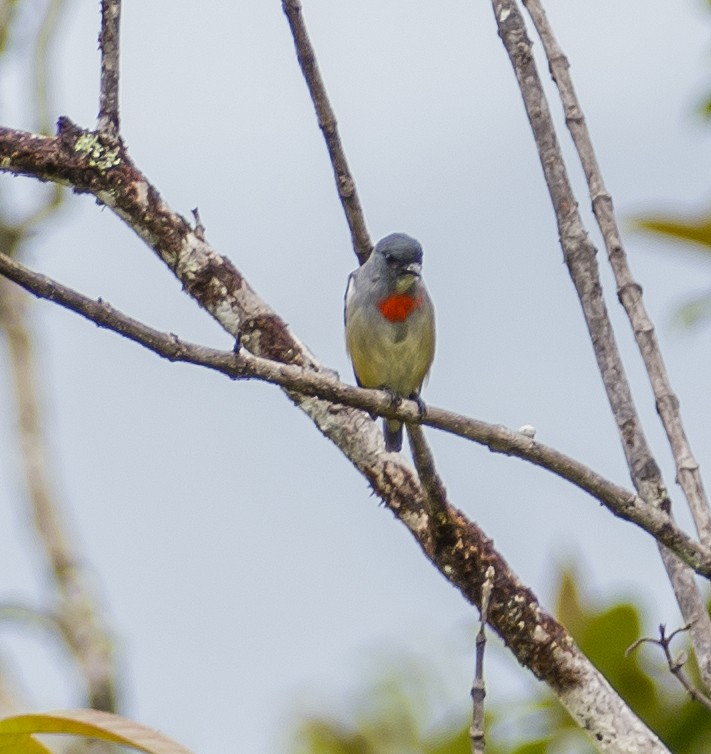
[{"xmin": 384, "ymin": 418, "xmax": 403, "ymax": 452}]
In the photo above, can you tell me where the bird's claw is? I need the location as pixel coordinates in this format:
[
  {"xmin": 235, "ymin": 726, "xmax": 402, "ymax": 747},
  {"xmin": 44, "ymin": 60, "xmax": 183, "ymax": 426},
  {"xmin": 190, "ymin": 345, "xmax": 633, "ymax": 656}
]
[
  {"xmin": 380, "ymin": 387, "xmax": 402, "ymax": 407},
  {"xmin": 409, "ymin": 392, "xmax": 427, "ymax": 419}
]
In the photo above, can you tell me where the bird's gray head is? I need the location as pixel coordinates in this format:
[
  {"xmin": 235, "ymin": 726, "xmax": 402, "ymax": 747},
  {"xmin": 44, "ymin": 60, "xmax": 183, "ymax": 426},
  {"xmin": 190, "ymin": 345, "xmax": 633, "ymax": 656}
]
[{"xmin": 373, "ymin": 233, "xmax": 424, "ymax": 282}]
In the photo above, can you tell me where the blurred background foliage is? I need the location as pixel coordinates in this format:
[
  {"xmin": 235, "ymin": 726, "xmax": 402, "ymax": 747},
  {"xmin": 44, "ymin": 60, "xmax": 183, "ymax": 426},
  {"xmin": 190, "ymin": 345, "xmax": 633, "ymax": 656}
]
[{"xmin": 290, "ymin": 570, "xmax": 711, "ymax": 754}]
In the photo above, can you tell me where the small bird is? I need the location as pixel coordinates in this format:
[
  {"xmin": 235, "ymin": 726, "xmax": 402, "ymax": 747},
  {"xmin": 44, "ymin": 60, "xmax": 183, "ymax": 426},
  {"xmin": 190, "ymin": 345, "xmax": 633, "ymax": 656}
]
[{"xmin": 344, "ymin": 233, "xmax": 435, "ymax": 452}]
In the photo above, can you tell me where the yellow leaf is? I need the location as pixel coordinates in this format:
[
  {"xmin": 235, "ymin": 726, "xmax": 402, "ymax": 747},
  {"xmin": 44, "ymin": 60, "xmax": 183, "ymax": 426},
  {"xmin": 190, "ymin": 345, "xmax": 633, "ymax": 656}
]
[
  {"xmin": 0, "ymin": 733, "xmax": 53, "ymax": 754},
  {"xmin": 0, "ymin": 710, "xmax": 195, "ymax": 754},
  {"xmin": 633, "ymin": 214, "xmax": 711, "ymax": 250}
]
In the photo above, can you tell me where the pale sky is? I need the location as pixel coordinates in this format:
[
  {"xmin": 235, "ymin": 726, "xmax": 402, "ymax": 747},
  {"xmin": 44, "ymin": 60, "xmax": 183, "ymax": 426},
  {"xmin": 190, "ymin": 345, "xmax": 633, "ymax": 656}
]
[{"xmin": 1, "ymin": 1, "xmax": 711, "ymax": 753}]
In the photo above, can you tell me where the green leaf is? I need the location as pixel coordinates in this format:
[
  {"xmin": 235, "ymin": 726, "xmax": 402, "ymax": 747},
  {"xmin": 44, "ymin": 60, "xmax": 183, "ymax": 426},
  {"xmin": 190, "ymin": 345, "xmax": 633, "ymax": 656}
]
[
  {"xmin": 0, "ymin": 710, "xmax": 195, "ymax": 754},
  {"xmin": 509, "ymin": 739, "xmax": 553, "ymax": 754}
]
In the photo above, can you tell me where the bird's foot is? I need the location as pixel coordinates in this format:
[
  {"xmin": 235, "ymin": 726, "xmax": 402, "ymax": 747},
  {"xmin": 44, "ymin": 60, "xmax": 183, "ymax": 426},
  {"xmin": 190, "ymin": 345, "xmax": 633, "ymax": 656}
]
[
  {"xmin": 380, "ymin": 386, "xmax": 403, "ymax": 408},
  {"xmin": 409, "ymin": 392, "xmax": 427, "ymax": 419}
]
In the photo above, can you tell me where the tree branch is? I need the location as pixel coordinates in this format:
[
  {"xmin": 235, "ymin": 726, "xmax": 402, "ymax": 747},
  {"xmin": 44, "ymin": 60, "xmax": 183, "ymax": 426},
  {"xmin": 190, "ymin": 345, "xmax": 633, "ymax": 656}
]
[
  {"xmin": 97, "ymin": 0, "xmax": 121, "ymax": 137},
  {"xmin": 0, "ymin": 118, "xmax": 669, "ymax": 750},
  {"xmin": 628, "ymin": 624, "xmax": 711, "ymax": 713},
  {"xmin": 522, "ymin": 0, "xmax": 711, "ymax": 549},
  {"xmin": 491, "ymin": 0, "xmax": 711, "ymax": 691},
  {"xmin": 470, "ymin": 565, "xmax": 494, "ymax": 754},
  {"xmin": 402, "ymin": 431, "xmax": 665, "ymax": 753},
  {"xmin": 281, "ymin": 0, "xmax": 372, "ymax": 264},
  {"xmin": 0, "ymin": 246, "xmax": 709, "ymax": 584}
]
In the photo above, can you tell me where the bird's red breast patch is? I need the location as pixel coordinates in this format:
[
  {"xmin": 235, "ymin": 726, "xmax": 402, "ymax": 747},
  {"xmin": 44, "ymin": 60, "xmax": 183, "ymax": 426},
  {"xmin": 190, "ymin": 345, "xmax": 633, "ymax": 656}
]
[{"xmin": 377, "ymin": 292, "xmax": 423, "ymax": 323}]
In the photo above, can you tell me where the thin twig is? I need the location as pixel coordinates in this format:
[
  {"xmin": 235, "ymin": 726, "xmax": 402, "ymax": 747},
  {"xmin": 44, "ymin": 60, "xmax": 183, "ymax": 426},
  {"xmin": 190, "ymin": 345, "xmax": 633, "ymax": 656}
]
[
  {"xmin": 0, "ymin": 279, "xmax": 118, "ymax": 712},
  {"xmin": 281, "ymin": 0, "xmax": 372, "ymax": 263},
  {"xmin": 628, "ymin": 624, "xmax": 711, "ymax": 712},
  {"xmin": 471, "ymin": 566, "xmax": 494, "ymax": 754},
  {"xmin": 406, "ymin": 424, "xmax": 449, "ymax": 525},
  {"xmin": 1, "ymin": 248, "xmax": 710, "ymax": 582},
  {"xmin": 522, "ymin": 0, "xmax": 711, "ymax": 550},
  {"xmin": 97, "ymin": 0, "xmax": 121, "ymax": 136},
  {"xmin": 491, "ymin": 0, "xmax": 711, "ymax": 691},
  {"xmin": 406, "ymin": 422, "xmax": 457, "ymax": 564},
  {"xmin": 407, "ymin": 420, "xmax": 493, "ymax": 752}
]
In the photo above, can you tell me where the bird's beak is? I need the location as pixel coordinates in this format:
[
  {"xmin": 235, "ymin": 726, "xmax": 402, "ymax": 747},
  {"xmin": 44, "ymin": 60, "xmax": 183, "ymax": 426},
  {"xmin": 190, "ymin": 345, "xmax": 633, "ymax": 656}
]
[{"xmin": 394, "ymin": 262, "xmax": 421, "ymax": 293}]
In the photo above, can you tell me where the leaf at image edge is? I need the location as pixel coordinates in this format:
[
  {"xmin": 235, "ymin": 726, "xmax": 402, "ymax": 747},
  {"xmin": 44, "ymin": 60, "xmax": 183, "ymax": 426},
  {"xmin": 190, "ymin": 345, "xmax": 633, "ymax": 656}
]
[
  {"xmin": 633, "ymin": 216, "xmax": 711, "ymax": 250},
  {"xmin": 0, "ymin": 733, "xmax": 54, "ymax": 754},
  {"xmin": 0, "ymin": 710, "xmax": 195, "ymax": 754}
]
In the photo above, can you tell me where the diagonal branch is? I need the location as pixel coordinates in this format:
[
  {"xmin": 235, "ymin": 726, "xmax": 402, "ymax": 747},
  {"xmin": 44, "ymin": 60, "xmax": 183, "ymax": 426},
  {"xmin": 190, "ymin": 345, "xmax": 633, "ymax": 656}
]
[
  {"xmin": 491, "ymin": 0, "xmax": 711, "ymax": 691},
  {"xmin": 522, "ymin": 0, "xmax": 711, "ymax": 549},
  {"xmin": 403, "ymin": 431, "xmax": 665, "ymax": 753},
  {"xmin": 0, "ymin": 120, "xmax": 669, "ymax": 751},
  {"xmin": 97, "ymin": 0, "xmax": 121, "ymax": 137},
  {"xmin": 1, "ymin": 248, "xmax": 710, "ymax": 583},
  {"xmin": 282, "ymin": 0, "xmax": 372, "ymax": 263}
]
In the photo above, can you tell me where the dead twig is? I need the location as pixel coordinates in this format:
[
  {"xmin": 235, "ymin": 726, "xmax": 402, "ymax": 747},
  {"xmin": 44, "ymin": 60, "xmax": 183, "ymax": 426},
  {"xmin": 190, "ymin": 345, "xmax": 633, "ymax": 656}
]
[
  {"xmin": 471, "ymin": 566, "xmax": 495, "ymax": 754},
  {"xmin": 281, "ymin": 0, "xmax": 372, "ymax": 263},
  {"xmin": 628, "ymin": 624, "xmax": 711, "ymax": 712}
]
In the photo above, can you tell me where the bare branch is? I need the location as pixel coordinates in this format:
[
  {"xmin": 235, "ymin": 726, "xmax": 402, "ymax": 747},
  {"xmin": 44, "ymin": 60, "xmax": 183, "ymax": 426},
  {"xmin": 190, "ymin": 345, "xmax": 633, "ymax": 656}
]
[
  {"xmin": 0, "ymin": 123, "xmax": 670, "ymax": 750},
  {"xmin": 628, "ymin": 624, "xmax": 711, "ymax": 712},
  {"xmin": 97, "ymin": 0, "xmax": 121, "ymax": 137},
  {"xmin": 1, "ymin": 246, "xmax": 710, "ymax": 583},
  {"xmin": 281, "ymin": 0, "xmax": 372, "ymax": 263},
  {"xmin": 471, "ymin": 566, "xmax": 494, "ymax": 754},
  {"xmin": 491, "ymin": 0, "xmax": 711, "ymax": 690},
  {"xmin": 522, "ymin": 0, "xmax": 711, "ymax": 549},
  {"xmin": 406, "ymin": 423, "xmax": 449, "ymax": 529}
]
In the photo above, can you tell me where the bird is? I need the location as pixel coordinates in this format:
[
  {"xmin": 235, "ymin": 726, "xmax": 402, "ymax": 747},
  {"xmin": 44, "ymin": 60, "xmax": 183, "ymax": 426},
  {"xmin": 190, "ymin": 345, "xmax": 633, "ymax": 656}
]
[{"xmin": 344, "ymin": 232, "xmax": 435, "ymax": 452}]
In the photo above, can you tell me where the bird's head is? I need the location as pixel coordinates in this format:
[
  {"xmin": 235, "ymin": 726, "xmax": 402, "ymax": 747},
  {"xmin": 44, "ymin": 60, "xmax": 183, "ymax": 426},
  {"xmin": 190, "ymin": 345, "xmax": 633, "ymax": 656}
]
[{"xmin": 373, "ymin": 233, "xmax": 424, "ymax": 293}]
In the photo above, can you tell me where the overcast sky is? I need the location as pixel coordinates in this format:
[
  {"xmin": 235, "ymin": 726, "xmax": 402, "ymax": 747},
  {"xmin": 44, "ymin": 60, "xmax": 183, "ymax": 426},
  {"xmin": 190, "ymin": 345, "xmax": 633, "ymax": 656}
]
[{"xmin": 2, "ymin": 1, "xmax": 711, "ymax": 752}]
